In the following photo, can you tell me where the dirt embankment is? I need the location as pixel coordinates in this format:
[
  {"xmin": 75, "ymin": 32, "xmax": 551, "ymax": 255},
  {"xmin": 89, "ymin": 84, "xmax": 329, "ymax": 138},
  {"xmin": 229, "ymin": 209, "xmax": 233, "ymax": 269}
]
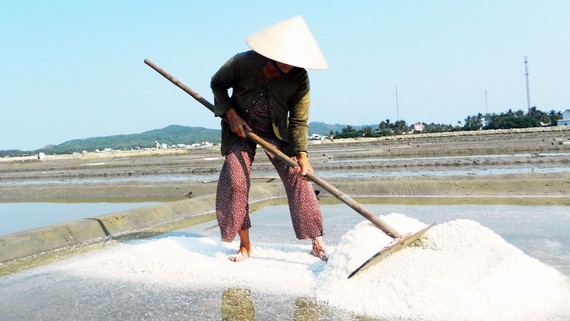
[{"xmin": 1, "ymin": 126, "xmax": 570, "ymax": 204}]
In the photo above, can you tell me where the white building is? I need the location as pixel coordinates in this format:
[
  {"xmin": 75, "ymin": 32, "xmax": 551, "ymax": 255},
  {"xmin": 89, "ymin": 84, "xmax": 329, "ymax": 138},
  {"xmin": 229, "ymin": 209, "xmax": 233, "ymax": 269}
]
[
  {"xmin": 557, "ymin": 109, "xmax": 570, "ymax": 126},
  {"xmin": 309, "ymin": 134, "xmax": 325, "ymax": 141},
  {"xmin": 412, "ymin": 123, "xmax": 425, "ymax": 132}
]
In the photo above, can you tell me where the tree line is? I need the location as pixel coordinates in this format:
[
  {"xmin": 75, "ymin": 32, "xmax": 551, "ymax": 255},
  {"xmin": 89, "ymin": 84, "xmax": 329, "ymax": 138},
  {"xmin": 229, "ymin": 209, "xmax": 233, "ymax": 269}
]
[{"xmin": 330, "ymin": 107, "xmax": 564, "ymax": 139}]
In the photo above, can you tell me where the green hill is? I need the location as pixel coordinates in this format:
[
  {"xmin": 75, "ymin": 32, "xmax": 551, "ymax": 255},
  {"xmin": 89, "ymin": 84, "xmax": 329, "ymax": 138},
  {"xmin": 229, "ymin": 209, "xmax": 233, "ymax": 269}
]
[
  {"xmin": 309, "ymin": 121, "xmax": 375, "ymax": 135},
  {"xmin": 308, "ymin": 122, "xmax": 349, "ymax": 135},
  {"xmin": 41, "ymin": 122, "xmax": 357, "ymax": 154},
  {"xmin": 40, "ymin": 125, "xmax": 221, "ymax": 154},
  {"xmin": 2, "ymin": 122, "xmax": 357, "ymax": 156}
]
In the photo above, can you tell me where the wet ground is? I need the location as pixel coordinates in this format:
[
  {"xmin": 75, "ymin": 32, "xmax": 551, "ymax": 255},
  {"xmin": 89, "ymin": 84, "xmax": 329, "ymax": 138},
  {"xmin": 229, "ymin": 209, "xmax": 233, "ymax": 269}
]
[
  {"xmin": 1, "ymin": 204, "xmax": 568, "ymax": 321},
  {"xmin": 1, "ymin": 127, "xmax": 570, "ymax": 203},
  {"xmin": 1, "ymin": 127, "xmax": 570, "ymax": 320}
]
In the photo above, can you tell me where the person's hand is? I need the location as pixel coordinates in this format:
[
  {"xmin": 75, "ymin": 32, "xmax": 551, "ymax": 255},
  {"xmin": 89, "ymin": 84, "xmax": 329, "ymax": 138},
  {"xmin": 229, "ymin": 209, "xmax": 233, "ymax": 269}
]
[
  {"xmin": 225, "ymin": 108, "xmax": 251, "ymax": 138},
  {"xmin": 294, "ymin": 152, "xmax": 313, "ymax": 178}
]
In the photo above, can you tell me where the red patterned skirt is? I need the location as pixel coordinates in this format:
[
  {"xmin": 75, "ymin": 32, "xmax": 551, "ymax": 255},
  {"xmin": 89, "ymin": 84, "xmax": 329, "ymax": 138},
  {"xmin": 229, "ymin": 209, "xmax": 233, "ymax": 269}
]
[{"xmin": 215, "ymin": 92, "xmax": 323, "ymax": 242}]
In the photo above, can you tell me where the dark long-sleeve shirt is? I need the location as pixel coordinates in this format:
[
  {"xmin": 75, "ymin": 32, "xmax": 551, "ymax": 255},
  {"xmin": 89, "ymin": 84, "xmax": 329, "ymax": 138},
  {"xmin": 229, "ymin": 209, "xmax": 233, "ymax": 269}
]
[{"xmin": 211, "ymin": 51, "xmax": 311, "ymax": 156}]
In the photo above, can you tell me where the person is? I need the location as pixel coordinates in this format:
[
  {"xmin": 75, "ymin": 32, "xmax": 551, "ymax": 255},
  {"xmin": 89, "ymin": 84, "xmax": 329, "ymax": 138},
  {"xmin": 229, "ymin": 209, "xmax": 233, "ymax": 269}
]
[{"xmin": 210, "ymin": 16, "xmax": 328, "ymax": 262}]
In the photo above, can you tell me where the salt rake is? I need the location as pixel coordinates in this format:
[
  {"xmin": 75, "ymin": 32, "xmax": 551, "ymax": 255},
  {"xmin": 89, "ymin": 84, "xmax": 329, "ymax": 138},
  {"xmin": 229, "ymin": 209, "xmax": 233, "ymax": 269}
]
[{"xmin": 144, "ymin": 59, "xmax": 435, "ymax": 279}]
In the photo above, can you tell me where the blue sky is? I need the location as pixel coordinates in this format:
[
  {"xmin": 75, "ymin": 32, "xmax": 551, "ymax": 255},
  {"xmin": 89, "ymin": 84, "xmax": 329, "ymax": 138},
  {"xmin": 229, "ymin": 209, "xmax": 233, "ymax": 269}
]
[{"xmin": 1, "ymin": 1, "xmax": 569, "ymax": 150}]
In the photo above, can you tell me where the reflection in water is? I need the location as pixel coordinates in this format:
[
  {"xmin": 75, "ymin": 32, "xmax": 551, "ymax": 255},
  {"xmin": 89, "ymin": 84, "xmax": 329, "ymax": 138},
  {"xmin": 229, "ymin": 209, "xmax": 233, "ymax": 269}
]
[
  {"xmin": 294, "ymin": 297, "xmax": 323, "ymax": 321},
  {"xmin": 221, "ymin": 288, "xmax": 324, "ymax": 321},
  {"xmin": 222, "ymin": 288, "xmax": 254, "ymax": 321}
]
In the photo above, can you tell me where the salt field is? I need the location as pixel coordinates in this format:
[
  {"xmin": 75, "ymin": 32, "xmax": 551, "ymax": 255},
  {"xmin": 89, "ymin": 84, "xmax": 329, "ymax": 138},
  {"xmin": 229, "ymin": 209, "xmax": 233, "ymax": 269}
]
[
  {"xmin": 0, "ymin": 204, "xmax": 569, "ymax": 320},
  {"xmin": 3, "ymin": 150, "xmax": 570, "ymax": 186},
  {"xmin": 2, "ymin": 165, "xmax": 569, "ymax": 186}
]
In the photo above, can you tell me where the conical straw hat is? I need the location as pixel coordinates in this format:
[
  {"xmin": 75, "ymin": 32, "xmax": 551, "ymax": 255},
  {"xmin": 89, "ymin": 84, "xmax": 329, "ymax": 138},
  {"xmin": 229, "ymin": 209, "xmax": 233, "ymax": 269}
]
[{"xmin": 246, "ymin": 15, "xmax": 328, "ymax": 70}]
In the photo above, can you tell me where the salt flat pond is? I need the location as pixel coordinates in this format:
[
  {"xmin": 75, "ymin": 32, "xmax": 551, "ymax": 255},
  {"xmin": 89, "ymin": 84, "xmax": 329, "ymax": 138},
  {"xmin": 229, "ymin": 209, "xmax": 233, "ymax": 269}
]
[
  {"xmin": 0, "ymin": 202, "xmax": 159, "ymax": 235},
  {"xmin": 2, "ymin": 163, "xmax": 569, "ymax": 185},
  {"xmin": 0, "ymin": 204, "xmax": 569, "ymax": 321}
]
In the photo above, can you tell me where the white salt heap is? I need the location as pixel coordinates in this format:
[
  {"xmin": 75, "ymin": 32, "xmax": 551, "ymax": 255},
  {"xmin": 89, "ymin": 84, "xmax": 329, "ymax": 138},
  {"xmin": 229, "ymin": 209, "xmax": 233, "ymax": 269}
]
[
  {"xmin": 49, "ymin": 213, "xmax": 570, "ymax": 321},
  {"xmin": 316, "ymin": 214, "xmax": 570, "ymax": 320},
  {"xmin": 53, "ymin": 235, "xmax": 321, "ymax": 297}
]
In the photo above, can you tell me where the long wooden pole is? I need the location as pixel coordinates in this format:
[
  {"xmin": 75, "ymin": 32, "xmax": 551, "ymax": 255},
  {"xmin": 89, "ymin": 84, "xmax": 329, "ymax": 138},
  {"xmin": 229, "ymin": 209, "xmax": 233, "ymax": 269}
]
[{"xmin": 144, "ymin": 59, "xmax": 402, "ymax": 239}]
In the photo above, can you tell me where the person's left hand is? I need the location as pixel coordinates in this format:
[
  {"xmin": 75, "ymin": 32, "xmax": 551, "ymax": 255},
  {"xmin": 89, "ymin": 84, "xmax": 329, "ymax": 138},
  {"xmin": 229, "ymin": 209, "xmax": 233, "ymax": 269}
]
[{"xmin": 294, "ymin": 152, "xmax": 313, "ymax": 178}]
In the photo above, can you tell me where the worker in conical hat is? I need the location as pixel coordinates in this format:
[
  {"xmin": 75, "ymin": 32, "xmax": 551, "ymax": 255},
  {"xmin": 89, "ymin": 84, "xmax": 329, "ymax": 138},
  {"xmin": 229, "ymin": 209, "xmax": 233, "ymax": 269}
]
[{"xmin": 211, "ymin": 16, "xmax": 328, "ymax": 262}]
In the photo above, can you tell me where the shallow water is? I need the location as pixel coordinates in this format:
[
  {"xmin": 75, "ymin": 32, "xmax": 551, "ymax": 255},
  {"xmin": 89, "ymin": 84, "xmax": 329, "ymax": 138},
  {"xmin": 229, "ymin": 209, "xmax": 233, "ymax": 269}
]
[
  {"xmin": 2, "ymin": 164, "xmax": 568, "ymax": 186},
  {"xmin": 3, "ymin": 152, "xmax": 568, "ymax": 186},
  {"xmin": 327, "ymin": 152, "xmax": 570, "ymax": 162},
  {"xmin": 0, "ymin": 174, "xmax": 218, "ymax": 185},
  {"xmin": 321, "ymin": 165, "xmax": 570, "ymax": 178},
  {"xmin": 0, "ymin": 204, "xmax": 569, "ymax": 320},
  {"xmin": 0, "ymin": 202, "xmax": 159, "ymax": 236}
]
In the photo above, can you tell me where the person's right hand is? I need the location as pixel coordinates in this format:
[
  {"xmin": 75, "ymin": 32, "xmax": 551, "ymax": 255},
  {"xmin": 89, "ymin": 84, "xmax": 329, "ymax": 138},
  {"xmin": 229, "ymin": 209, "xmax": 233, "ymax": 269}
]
[{"xmin": 225, "ymin": 108, "xmax": 251, "ymax": 138}]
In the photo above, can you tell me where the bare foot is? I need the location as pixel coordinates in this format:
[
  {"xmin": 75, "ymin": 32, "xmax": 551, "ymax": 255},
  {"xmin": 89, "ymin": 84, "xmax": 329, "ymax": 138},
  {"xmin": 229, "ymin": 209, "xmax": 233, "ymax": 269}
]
[
  {"xmin": 229, "ymin": 247, "xmax": 251, "ymax": 262},
  {"xmin": 311, "ymin": 236, "xmax": 328, "ymax": 262}
]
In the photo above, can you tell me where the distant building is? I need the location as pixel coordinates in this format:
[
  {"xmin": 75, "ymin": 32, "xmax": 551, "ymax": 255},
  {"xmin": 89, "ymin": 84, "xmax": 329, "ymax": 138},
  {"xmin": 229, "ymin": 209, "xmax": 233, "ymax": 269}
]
[
  {"xmin": 412, "ymin": 123, "xmax": 425, "ymax": 132},
  {"xmin": 557, "ymin": 109, "xmax": 570, "ymax": 126},
  {"xmin": 186, "ymin": 141, "xmax": 213, "ymax": 149},
  {"xmin": 309, "ymin": 134, "xmax": 326, "ymax": 141}
]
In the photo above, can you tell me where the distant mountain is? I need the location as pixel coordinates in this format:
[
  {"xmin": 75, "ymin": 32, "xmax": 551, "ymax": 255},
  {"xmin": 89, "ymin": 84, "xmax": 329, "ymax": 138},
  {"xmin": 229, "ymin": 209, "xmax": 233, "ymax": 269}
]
[
  {"xmin": 40, "ymin": 125, "xmax": 221, "ymax": 154},
  {"xmin": 308, "ymin": 122, "xmax": 349, "ymax": 135},
  {"xmin": 309, "ymin": 121, "xmax": 376, "ymax": 135},
  {"xmin": 2, "ymin": 122, "xmax": 365, "ymax": 156}
]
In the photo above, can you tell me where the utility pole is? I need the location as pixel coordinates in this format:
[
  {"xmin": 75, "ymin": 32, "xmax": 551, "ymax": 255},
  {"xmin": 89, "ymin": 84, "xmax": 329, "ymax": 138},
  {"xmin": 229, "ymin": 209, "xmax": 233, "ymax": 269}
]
[
  {"xmin": 395, "ymin": 85, "xmax": 400, "ymax": 121},
  {"xmin": 485, "ymin": 90, "xmax": 488, "ymax": 114},
  {"xmin": 524, "ymin": 56, "xmax": 531, "ymax": 115}
]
